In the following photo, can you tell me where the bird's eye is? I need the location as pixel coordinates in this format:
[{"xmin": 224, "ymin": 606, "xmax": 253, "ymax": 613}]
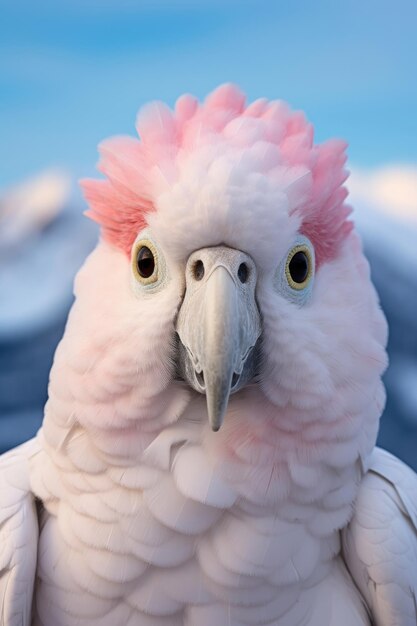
[
  {"xmin": 133, "ymin": 240, "xmax": 158, "ymax": 285},
  {"xmin": 137, "ymin": 246, "xmax": 155, "ymax": 277},
  {"xmin": 285, "ymin": 244, "xmax": 313, "ymax": 290}
]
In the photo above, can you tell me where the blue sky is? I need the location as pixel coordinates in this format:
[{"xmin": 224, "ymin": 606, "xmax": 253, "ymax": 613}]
[{"xmin": 1, "ymin": 0, "xmax": 416, "ymax": 187}]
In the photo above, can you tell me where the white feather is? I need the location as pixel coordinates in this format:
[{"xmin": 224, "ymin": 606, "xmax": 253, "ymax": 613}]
[
  {"xmin": 343, "ymin": 448, "xmax": 417, "ymax": 626},
  {"xmin": 173, "ymin": 444, "xmax": 238, "ymax": 507},
  {"xmin": 0, "ymin": 439, "xmax": 39, "ymax": 626},
  {"xmin": 144, "ymin": 473, "xmax": 222, "ymax": 534}
]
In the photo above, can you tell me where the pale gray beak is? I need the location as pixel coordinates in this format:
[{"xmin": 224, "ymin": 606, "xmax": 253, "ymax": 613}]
[{"xmin": 176, "ymin": 246, "xmax": 261, "ymax": 431}]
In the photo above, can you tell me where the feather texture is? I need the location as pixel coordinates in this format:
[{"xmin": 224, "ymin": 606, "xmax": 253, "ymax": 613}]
[
  {"xmin": 81, "ymin": 84, "xmax": 351, "ymax": 265},
  {"xmin": 343, "ymin": 448, "xmax": 417, "ymax": 626},
  {"xmin": 0, "ymin": 440, "xmax": 39, "ymax": 626},
  {"xmin": 1, "ymin": 85, "xmax": 415, "ymax": 626}
]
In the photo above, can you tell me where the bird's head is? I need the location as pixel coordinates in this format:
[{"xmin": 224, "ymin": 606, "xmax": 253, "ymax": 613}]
[{"xmin": 67, "ymin": 85, "xmax": 387, "ymax": 462}]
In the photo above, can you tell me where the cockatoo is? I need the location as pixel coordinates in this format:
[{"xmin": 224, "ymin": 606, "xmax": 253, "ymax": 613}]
[{"xmin": 1, "ymin": 84, "xmax": 416, "ymax": 626}]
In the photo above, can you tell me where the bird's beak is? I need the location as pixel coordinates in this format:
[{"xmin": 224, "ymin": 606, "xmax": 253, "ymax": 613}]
[{"xmin": 176, "ymin": 246, "xmax": 261, "ymax": 431}]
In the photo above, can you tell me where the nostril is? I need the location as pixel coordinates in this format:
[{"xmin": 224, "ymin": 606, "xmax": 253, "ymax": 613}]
[
  {"xmin": 238, "ymin": 263, "xmax": 249, "ymax": 283},
  {"xmin": 196, "ymin": 370, "xmax": 205, "ymax": 388},
  {"xmin": 193, "ymin": 260, "xmax": 205, "ymax": 281},
  {"xmin": 231, "ymin": 372, "xmax": 240, "ymax": 388}
]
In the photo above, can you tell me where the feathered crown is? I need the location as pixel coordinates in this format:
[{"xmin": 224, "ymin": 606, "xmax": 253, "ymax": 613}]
[{"xmin": 81, "ymin": 84, "xmax": 352, "ymax": 266}]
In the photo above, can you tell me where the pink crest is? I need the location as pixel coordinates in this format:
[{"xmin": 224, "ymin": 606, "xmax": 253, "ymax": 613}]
[{"xmin": 81, "ymin": 84, "xmax": 352, "ymax": 264}]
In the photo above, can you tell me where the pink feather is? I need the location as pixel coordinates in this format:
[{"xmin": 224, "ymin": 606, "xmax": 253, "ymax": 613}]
[{"xmin": 81, "ymin": 84, "xmax": 352, "ymax": 264}]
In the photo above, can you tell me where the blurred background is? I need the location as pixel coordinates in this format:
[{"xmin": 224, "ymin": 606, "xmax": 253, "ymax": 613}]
[{"xmin": 1, "ymin": 0, "xmax": 416, "ymax": 467}]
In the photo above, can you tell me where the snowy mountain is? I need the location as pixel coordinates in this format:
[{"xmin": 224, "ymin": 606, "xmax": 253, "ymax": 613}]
[{"xmin": 0, "ymin": 172, "xmax": 98, "ymax": 450}]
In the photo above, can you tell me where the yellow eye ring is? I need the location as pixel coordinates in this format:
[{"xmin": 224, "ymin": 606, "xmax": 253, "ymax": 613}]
[
  {"xmin": 285, "ymin": 244, "xmax": 313, "ymax": 290},
  {"xmin": 132, "ymin": 239, "xmax": 159, "ymax": 285}
]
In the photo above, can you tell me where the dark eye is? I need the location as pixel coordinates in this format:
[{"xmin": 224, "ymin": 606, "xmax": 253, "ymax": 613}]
[
  {"xmin": 285, "ymin": 245, "xmax": 313, "ymax": 290},
  {"xmin": 289, "ymin": 251, "xmax": 308, "ymax": 283},
  {"xmin": 137, "ymin": 246, "xmax": 155, "ymax": 278},
  {"xmin": 133, "ymin": 240, "xmax": 159, "ymax": 285}
]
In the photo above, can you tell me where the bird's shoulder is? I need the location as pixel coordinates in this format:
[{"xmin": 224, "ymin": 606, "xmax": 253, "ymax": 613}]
[
  {"xmin": 0, "ymin": 437, "xmax": 40, "ymax": 626},
  {"xmin": 342, "ymin": 447, "xmax": 417, "ymax": 626}
]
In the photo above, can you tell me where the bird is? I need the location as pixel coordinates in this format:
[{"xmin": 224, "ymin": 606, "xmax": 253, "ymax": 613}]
[{"xmin": 1, "ymin": 84, "xmax": 416, "ymax": 626}]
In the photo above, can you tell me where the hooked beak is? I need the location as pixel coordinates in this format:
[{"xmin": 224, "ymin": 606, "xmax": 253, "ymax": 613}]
[{"xmin": 176, "ymin": 246, "xmax": 261, "ymax": 431}]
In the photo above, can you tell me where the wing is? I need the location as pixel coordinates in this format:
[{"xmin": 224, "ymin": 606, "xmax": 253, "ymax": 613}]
[
  {"xmin": 0, "ymin": 438, "xmax": 40, "ymax": 626},
  {"xmin": 342, "ymin": 447, "xmax": 417, "ymax": 626}
]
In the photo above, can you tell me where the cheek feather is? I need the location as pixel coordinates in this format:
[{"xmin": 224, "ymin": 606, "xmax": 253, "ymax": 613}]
[
  {"xmin": 46, "ymin": 244, "xmax": 191, "ymax": 453},
  {"xmin": 258, "ymin": 289, "xmax": 335, "ymax": 409},
  {"xmin": 257, "ymin": 234, "xmax": 387, "ymax": 427}
]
